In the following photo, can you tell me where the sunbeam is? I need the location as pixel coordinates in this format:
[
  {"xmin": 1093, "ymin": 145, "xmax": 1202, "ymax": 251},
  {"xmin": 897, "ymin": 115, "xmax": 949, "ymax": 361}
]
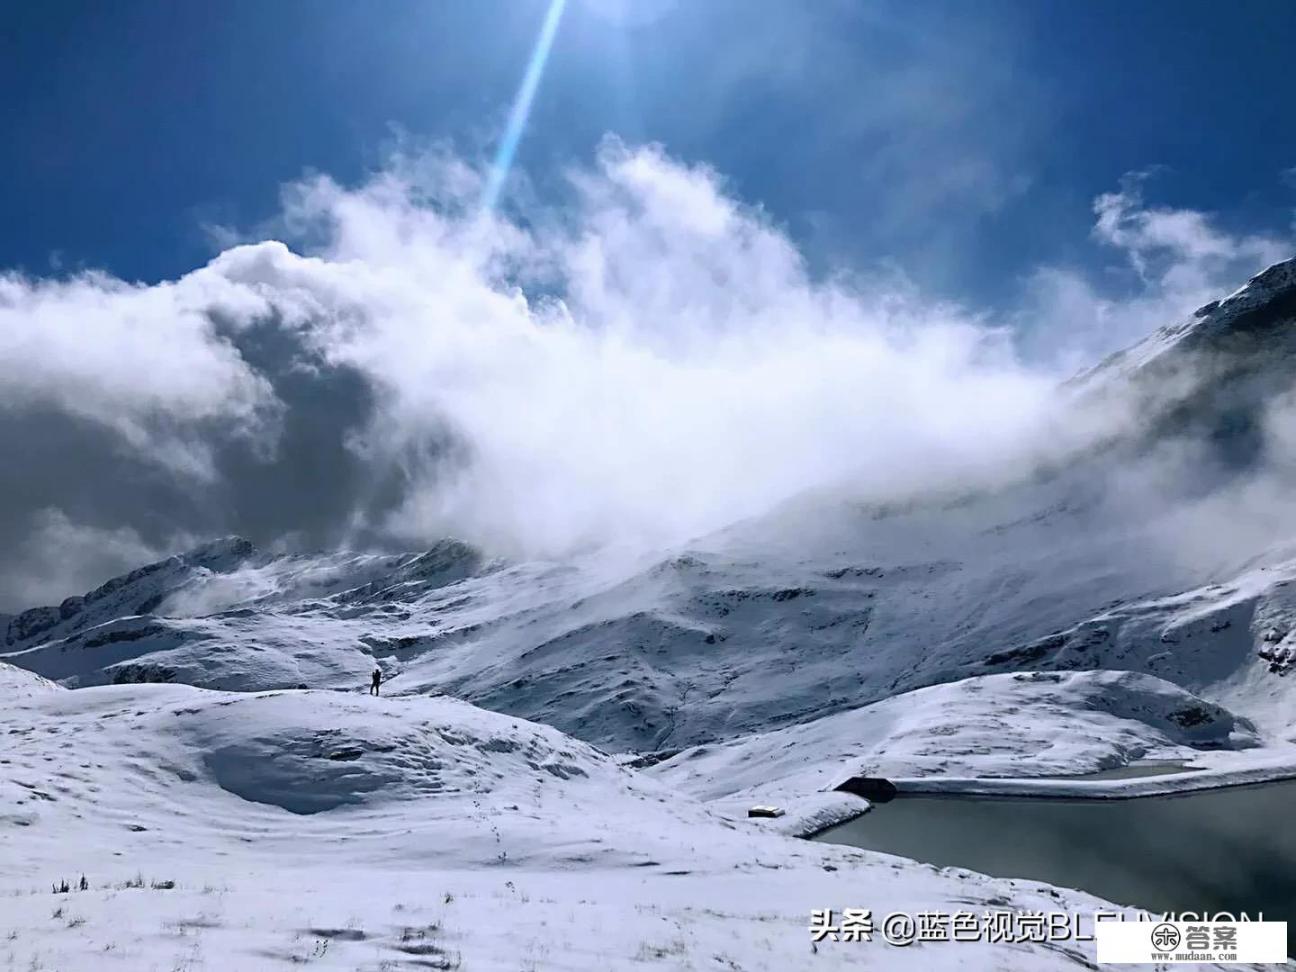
[{"xmin": 480, "ymin": 0, "xmax": 569, "ymax": 212}]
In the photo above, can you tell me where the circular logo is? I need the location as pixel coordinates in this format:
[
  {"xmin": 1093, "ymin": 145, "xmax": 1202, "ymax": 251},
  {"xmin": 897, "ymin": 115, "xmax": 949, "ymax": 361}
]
[{"xmin": 1151, "ymin": 923, "xmax": 1181, "ymax": 951}]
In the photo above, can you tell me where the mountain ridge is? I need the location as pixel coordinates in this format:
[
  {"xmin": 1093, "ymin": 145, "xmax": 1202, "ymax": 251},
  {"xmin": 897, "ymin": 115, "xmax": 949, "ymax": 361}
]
[{"xmin": 4, "ymin": 258, "xmax": 1296, "ymax": 755}]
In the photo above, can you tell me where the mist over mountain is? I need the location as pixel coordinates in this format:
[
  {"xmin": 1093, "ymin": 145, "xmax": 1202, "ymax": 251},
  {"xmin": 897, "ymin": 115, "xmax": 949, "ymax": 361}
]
[{"xmin": 2, "ymin": 144, "xmax": 1290, "ymax": 612}]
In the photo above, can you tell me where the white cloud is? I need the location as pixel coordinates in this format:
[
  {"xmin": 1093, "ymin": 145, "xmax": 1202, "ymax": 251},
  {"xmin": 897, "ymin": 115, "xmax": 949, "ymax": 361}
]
[
  {"xmin": 225, "ymin": 141, "xmax": 1071, "ymax": 557},
  {"xmin": 1092, "ymin": 173, "xmax": 1287, "ymax": 287},
  {"xmin": 1016, "ymin": 173, "xmax": 1291, "ymax": 370},
  {"xmin": 0, "ymin": 266, "xmax": 280, "ymax": 478},
  {"xmin": 0, "ymin": 509, "xmax": 180, "ymax": 610}
]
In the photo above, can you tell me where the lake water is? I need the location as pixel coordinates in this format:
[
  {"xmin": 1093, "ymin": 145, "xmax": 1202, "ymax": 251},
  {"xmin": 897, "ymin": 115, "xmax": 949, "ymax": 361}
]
[{"xmin": 813, "ymin": 780, "xmax": 1296, "ymax": 950}]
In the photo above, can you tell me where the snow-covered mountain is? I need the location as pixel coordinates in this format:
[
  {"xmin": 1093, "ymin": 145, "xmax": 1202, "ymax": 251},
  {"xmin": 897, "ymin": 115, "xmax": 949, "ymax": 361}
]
[
  {"xmin": 1073, "ymin": 256, "xmax": 1296, "ymax": 462},
  {"xmin": 4, "ymin": 258, "xmax": 1296, "ymax": 969}
]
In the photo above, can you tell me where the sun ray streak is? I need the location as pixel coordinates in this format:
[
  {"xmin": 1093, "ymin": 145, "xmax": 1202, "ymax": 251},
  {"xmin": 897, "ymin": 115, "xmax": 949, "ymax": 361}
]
[{"xmin": 480, "ymin": 0, "xmax": 568, "ymax": 213}]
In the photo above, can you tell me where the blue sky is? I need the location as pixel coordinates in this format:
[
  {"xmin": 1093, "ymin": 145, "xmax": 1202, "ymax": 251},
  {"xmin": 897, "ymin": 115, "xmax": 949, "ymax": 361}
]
[{"xmin": 3, "ymin": 0, "xmax": 1294, "ymax": 306}]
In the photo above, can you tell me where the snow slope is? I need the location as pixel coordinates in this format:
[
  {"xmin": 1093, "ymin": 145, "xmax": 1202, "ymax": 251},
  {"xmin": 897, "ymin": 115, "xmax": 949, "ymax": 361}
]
[
  {"xmin": 649, "ymin": 669, "xmax": 1260, "ymax": 805},
  {"xmin": 8, "ymin": 471, "xmax": 1293, "ymax": 756},
  {"xmin": 2, "ymin": 669, "xmax": 1146, "ymax": 970}
]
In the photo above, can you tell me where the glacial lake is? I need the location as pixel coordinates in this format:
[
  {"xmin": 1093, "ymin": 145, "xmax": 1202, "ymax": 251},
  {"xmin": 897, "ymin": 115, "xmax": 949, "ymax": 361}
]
[{"xmin": 813, "ymin": 780, "xmax": 1296, "ymax": 952}]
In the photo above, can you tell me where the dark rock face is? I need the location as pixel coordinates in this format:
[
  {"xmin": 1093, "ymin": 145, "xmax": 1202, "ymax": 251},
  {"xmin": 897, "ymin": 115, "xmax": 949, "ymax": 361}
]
[
  {"xmin": 6, "ymin": 605, "xmax": 62, "ymax": 645},
  {"xmin": 110, "ymin": 663, "xmax": 177, "ymax": 684},
  {"xmin": 1168, "ymin": 705, "xmax": 1213, "ymax": 729},
  {"xmin": 834, "ymin": 776, "xmax": 898, "ymax": 803}
]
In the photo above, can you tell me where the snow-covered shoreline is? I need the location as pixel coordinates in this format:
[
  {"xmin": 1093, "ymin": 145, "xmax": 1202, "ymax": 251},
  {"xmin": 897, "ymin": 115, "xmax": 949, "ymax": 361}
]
[
  {"xmin": 762, "ymin": 754, "xmax": 1296, "ymax": 842},
  {"xmin": 891, "ymin": 757, "xmax": 1296, "ymax": 800}
]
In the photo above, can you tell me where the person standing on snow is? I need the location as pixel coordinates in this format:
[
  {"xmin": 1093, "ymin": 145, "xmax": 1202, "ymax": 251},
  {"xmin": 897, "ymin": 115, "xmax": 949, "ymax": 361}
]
[{"xmin": 370, "ymin": 667, "xmax": 382, "ymax": 696}]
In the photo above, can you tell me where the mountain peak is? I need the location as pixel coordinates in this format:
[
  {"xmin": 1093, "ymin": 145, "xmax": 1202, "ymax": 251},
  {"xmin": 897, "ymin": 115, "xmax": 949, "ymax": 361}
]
[
  {"xmin": 1135, "ymin": 255, "xmax": 1296, "ymax": 365},
  {"xmin": 1069, "ymin": 256, "xmax": 1296, "ymax": 453},
  {"xmin": 181, "ymin": 536, "xmax": 258, "ymax": 569}
]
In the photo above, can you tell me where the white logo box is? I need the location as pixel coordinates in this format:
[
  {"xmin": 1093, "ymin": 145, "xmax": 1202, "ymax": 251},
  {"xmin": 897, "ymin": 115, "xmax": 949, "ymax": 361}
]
[{"xmin": 1095, "ymin": 920, "xmax": 1287, "ymax": 964}]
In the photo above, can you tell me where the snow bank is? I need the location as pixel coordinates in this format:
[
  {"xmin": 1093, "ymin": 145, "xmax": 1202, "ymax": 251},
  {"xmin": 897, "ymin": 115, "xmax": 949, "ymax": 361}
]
[
  {"xmin": 0, "ymin": 677, "xmax": 1160, "ymax": 971},
  {"xmin": 180, "ymin": 691, "xmax": 621, "ymax": 814},
  {"xmin": 0, "ymin": 660, "xmax": 60, "ymax": 698},
  {"xmin": 650, "ymin": 669, "xmax": 1260, "ymax": 808}
]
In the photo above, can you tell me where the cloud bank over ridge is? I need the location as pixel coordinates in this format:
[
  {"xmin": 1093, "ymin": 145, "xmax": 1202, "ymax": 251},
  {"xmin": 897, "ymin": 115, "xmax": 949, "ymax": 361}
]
[{"xmin": 0, "ymin": 141, "xmax": 1288, "ymax": 608}]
